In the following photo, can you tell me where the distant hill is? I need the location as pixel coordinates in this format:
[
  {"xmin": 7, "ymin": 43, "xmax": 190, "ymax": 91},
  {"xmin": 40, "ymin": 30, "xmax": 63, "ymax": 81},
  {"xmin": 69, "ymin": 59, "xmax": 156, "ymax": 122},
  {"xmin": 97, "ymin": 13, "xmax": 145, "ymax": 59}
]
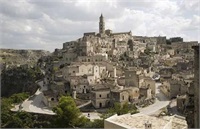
[{"xmin": 0, "ymin": 49, "xmax": 51, "ymax": 66}]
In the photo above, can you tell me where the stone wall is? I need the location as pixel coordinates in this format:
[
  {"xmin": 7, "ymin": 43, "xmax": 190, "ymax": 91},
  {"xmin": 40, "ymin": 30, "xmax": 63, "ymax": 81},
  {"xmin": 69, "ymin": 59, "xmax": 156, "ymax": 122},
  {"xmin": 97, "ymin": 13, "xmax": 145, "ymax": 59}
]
[
  {"xmin": 125, "ymin": 70, "xmax": 139, "ymax": 87},
  {"xmin": 192, "ymin": 45, "xmax": 199, "ymax": 128}
]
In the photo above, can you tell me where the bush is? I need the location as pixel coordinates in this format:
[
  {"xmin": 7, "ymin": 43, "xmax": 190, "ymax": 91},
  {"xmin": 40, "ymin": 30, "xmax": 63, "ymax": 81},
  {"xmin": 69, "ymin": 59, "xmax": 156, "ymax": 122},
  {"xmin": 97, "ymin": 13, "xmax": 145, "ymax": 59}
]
[
  {"xmin": 9, "ymin": 93, "xmax": 29, "ymax": 104},
  {"xmin": 102, "ymin": 102, "xmax": 139, "ymax": 118}
]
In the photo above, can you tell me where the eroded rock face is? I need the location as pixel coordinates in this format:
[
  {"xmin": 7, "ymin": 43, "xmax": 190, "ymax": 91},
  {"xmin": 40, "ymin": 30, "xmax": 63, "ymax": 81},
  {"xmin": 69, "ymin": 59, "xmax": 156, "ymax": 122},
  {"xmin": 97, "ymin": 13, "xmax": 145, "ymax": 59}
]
[
  {"xmin": 0, "ymin": 49, "xmax": 50, "ymax": 97},
  {"xmin": 0, "ymin": 49, "xmax": 50, "ymax": 67}
]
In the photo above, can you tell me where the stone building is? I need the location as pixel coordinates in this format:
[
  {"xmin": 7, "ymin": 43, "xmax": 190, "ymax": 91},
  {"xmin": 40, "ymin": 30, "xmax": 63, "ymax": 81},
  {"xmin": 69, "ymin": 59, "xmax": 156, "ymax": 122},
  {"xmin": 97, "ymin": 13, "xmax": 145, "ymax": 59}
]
[
  {"xmin": 99, "ymin": 14, "xmax": 105, "ymax": 34},
  {"xmin": 63, "ymin": 41, "xmax": 78, "ymax": 50},
  {"xmin": 77, "ymin": 54, "xmax": 108, "ymax": 62},
  {"xmin": 146, "ymin": 41, "xmax": 157, "ymax": 52},
  {"xmin": 110, "ymin": 89, "xmax": 129, "ymax": 106},
  {"xmin": 160, "ymin": 80, "xmax": 182, "ymax": 99},
  {"xmin": 139, "ymin": 76, "xmax": 156, "ymax": 95},
  {"xmin": 110, "ymin": 87, "xmax": 139, "ymax": 105},
  {"xmin": 139, "ymin": 87, "xmax": 152, "ymax": 99},
  {"xmin": 69, "ymin": 76, "xmax": 89, "ymax": 94},
  {"xmin": 125, "ymin": 68, "xmax": 139, "ymax": 87},
  {"xmin": 62, "ymin": 63, "xmax": 105, "ymax": 82},
  {"xmin": 159, "ymin": 67, "xmax": 174, "ymax": 81},
  {"xmin": 90, "ymin": 84, "xmax": 110, "ymax": 108},
  {"xmin": 62, "ymin": 52, "xmax": 77, "ymax": 64},
  {"xmin": 79, "ymin": 40, "xmax": 94, "ymax": 56}
]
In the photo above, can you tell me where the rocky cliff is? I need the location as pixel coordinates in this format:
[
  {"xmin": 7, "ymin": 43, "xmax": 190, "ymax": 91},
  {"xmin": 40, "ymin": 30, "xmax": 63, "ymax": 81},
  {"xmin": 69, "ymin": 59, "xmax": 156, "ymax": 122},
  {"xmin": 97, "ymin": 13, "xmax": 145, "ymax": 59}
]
[
  {"xmin": 0, "ymin": 49, "xmax": 50, "ymax": 67},
  {"xmin": 0, "ymin": 49, "xmax": 50, "ymax": 97}
]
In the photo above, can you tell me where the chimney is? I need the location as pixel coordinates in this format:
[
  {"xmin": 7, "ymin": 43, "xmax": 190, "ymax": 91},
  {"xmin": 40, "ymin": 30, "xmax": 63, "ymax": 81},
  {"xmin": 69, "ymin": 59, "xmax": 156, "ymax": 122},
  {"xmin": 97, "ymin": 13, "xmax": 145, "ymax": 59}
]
[{"xmin": 144, "ymin": 121, "xmax": 152, "ymax": 129}]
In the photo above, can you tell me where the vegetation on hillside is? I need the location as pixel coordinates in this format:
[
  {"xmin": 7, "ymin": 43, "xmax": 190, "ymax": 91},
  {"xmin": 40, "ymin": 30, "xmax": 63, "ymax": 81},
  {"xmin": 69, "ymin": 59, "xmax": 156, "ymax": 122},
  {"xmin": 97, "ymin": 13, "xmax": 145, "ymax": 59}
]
[
  {"xmin": 1, "ymin": 66, "xmax": 43, "ymax": 97},
  {"xmin": 0, "ymin": 49, "xmax": 50, "ymax": 66},
  {"xmin": 102, "ymin": 102, "xmax": 139, "ymax": 119},
  {"xmin": 1, "ymin": 93, "xmax": 31, "ymax": 128}
]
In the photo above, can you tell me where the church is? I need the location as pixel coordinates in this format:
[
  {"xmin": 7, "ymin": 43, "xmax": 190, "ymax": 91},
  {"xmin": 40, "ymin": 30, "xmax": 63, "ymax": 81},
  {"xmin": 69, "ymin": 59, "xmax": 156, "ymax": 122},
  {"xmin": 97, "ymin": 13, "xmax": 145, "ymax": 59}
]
[{"xmin": 84, "ymin": 14, "xmax": 132, "ymax": 37}]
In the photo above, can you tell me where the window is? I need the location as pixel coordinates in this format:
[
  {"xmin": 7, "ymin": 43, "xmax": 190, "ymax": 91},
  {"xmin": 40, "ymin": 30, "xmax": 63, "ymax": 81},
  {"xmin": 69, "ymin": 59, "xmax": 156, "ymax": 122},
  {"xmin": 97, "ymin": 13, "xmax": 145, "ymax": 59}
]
[
  {"xmin": 107, "ymin": 94, "xmax": 109, "ymax": 98},
  {"xmin": 73, "ymin": 71, "xmax": 75, "ymax": 73},
  {"xmin": 122, "ymin": 96, "xmax": 124, "ymax": 100},
  {"xmin": 84, "ymin": 86, "xmax": 86, "ymax": 88},
  {"xmin": 99, "ymin": 94, "xmax": 101, "ymax": 98}
]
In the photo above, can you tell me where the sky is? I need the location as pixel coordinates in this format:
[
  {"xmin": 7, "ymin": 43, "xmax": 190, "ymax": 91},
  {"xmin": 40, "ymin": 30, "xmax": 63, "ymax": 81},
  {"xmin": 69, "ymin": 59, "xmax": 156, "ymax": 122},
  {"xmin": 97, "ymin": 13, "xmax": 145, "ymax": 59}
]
[{"xmin": 0, "ymin": 0, "xmax": 200, "ymax": 52}]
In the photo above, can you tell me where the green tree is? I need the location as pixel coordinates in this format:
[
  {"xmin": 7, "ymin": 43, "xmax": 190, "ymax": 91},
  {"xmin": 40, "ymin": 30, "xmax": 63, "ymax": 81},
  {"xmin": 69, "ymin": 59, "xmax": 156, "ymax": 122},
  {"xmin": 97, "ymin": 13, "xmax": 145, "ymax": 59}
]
[
  {"xmin": 84, "ymin": 119, "xmax": 104, "ymax": 128},
  {"xmin": 102, "ymin": 102, "xmax": 139, "ymax": 119},
  {"xmin": 1, "ymin": 93, "xmax": 32, "ymax": 128},
  {"xmin": 9, "ymin": 92, "xmax": 29, "ymax": 104},
  {"xmin": 52, "ymin": 96, "xmax": 88, "ymax": 128},
  {"xmin": 3, "ymin": 111, "xmax": 34, "ymax": 128},
  {"xmin": 91, "ymin": 119, "xmax": 104, "ymax": 128}
]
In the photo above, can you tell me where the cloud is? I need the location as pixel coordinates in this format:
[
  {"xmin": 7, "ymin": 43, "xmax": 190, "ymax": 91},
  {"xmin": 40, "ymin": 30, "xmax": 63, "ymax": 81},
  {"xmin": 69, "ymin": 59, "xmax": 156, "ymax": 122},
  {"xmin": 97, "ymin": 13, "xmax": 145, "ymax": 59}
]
[{"xmin": 0, "ymin": 0, "xmax": 199, "ymax": 52}]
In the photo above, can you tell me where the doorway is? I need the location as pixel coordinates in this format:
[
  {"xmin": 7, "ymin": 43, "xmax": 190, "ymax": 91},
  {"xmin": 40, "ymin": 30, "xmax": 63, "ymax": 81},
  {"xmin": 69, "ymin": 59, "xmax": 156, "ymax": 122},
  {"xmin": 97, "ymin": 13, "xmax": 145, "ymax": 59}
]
[{"xmin": 99, "ymin": 102, "xmax": 102, "ymax": 108}]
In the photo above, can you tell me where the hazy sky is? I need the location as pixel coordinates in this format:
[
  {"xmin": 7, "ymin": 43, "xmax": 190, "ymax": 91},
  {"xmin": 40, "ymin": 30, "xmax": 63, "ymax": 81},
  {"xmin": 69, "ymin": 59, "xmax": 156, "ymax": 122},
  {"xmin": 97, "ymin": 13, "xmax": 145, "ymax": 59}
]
[{"xmin": 1, "ymin": 0, "xmax": 199, "ymax": 52}]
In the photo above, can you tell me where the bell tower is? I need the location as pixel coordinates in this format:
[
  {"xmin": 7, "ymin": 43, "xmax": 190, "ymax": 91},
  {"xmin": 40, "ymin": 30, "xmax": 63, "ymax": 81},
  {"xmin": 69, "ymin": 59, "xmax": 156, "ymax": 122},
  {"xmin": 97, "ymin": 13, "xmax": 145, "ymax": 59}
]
[{"xmin": 99, "ymin": 14, "xmax": 105, "ymax": 34}]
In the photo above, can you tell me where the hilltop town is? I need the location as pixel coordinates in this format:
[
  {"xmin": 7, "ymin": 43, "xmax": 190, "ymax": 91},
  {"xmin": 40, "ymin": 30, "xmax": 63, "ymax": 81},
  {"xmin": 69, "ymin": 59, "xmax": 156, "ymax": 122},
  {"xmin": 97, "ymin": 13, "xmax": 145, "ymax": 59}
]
[{"xmin": 2, "ymin": 14, "xmax": 199, "ymax": 128}]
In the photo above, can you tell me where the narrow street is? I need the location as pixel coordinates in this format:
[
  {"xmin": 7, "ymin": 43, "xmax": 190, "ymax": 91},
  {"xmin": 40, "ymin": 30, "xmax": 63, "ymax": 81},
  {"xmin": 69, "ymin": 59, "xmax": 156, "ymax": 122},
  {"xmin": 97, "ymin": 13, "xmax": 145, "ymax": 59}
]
[{"xmin": 138, "ymin": 83, "xmax": 170, "ymax": 115}]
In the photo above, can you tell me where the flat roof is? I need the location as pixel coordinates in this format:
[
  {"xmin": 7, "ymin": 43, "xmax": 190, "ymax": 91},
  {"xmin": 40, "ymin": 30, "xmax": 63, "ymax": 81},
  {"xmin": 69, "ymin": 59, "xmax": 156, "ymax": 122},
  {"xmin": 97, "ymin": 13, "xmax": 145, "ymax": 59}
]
[
  {"xmin": 109, "ymin": 114, "xmax": 168, "ymax": 128},
  {"xmin": 106, "ymin": 113, "xmax": 187, "ymax": 129}
]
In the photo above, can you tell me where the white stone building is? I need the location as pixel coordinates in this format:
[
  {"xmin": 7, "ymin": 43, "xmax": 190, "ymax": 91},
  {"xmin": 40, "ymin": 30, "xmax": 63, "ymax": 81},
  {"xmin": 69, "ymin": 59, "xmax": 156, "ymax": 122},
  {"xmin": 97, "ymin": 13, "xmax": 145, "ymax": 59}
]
[{"xmin": 104, "ymin": 113, "xmax": 187, "ymax": 129}]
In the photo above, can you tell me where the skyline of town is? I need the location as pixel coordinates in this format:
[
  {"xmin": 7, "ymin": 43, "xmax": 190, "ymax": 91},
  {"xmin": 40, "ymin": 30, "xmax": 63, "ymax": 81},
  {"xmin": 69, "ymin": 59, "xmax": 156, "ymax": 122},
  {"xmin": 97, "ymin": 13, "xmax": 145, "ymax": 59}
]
[
  {"xmin": 1, "ymin": 0, "xmax": 200, "ymax": 129},
  {"xmin": 1, "ymin": 0, "xmax": 200, "ymax": 51}
]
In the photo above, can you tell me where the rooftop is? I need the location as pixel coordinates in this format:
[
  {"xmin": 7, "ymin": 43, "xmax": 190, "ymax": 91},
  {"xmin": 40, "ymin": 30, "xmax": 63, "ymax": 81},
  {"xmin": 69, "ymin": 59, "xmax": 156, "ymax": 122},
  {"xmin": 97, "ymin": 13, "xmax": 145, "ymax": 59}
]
[
  {"xmin": 106, "ymin": 113, "xmax": 187, "ymax": 129},
  {"xmin": 91, "ymin": 84, "xmax": 111, "ymax": 91}
]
